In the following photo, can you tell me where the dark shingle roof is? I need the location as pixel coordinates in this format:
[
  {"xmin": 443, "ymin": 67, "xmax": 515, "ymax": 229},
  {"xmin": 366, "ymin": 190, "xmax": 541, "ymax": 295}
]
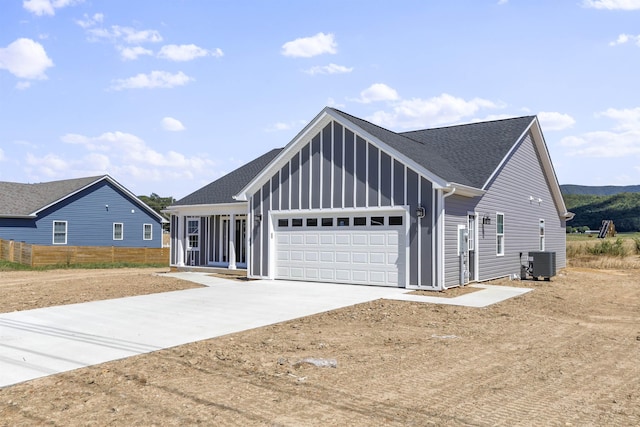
[
  {"xmin": 400, "ymin": 116, "xmax": 535, "ymax": 188},
  {"xmin": 0, "ymin": 175, "xmax": 105, "ymax": 216},
  {"xmin": 174, "ymin": 148, "xmax": 283, "ymax": 206},
  {"xmin": 331, "ymin": 108, "xmax": 535, "ymax": 189}
]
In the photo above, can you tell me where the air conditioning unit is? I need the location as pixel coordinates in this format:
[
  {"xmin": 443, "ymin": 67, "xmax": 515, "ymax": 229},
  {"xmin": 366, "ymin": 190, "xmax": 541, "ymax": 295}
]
[{"xmin": 525, "ymin": 251, "xmax": 556, "ymax": 281}]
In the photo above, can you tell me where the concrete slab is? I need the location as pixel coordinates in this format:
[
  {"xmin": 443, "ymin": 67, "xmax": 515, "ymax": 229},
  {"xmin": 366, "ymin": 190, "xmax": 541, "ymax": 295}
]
[{"xmin": 0, "ymin": 273, "xmax": 532, "ymax": 388}]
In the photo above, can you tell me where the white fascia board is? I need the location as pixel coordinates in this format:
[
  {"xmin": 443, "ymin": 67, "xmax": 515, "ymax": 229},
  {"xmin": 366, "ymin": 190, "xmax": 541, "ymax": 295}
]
[
  {"xmin": 234, "ymin": 107, "xmax": 451, "ymax": 201},
  {"xmin": 163, "ymin": 202, "xmax": 248, "ymax": 216},
  {"xmin": 445, "ymin": 183, "xmax": 485, "ymax": 197},
  {"xmin": 32, "ymin": 175, "xmax": 166, "ymax": 223},
  {"xmin": 481, "ymin": 117, "xmax": 569, "ymax": 219}
]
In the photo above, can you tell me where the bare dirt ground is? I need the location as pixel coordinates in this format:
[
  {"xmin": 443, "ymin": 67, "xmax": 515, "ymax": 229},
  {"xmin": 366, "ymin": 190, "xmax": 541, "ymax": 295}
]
[{"xmin": 1, "ymin": 267, "xmax": 639, "ymax": 426}]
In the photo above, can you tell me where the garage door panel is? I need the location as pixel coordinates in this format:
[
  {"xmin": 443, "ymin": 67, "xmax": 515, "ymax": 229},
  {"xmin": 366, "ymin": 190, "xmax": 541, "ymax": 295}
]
[{"xmin": 275, "ymin": 221, "xmax": 405, "ymax": 287}]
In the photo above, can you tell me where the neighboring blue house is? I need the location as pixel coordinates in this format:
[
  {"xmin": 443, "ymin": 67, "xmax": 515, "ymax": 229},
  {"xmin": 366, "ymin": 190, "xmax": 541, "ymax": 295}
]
[
  {"xmin": 166, "ymin": 107, "xmax": 574, "ymax": 290},
  {"xmin": 0, "ymin": 175, "xmax": 164, "ymax": 248}
]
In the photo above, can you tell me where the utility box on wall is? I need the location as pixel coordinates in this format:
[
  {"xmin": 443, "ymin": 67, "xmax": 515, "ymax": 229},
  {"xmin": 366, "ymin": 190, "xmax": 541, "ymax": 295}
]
[{"xmin": 528, "ymin": 251, "xmax": 556, "ymax": 280}]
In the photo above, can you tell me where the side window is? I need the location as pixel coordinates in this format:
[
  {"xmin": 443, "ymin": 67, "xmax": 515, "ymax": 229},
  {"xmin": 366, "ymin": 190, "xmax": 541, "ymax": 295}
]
[
  {"xmin": 113, "ymin": 223, "xmax": 124, "ymax": 240},
  {"xmin": 187, "ymin": 218, "xmax": 199, "ymax": 249},
  {"xmin": 496, "ymin": 213, "xmax": 504, "ymax": 256},
  {"xmin": 143, "ymin": 224, "xmax": 152, "ymax": 240},
  {"xmin": 53, "ymin": 221, "xmax": 67, "ymax": 245}
]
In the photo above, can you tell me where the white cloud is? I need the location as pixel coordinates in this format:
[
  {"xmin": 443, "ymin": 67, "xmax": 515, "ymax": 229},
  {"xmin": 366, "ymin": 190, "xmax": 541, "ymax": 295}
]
[
  {"xmin": 538, "ymin": 111, "xmax": 576, "ymax": 131},
  {"xmin": 560, "ymin": 107, "xmax": 640, "ymax": 157},
  {"xmin": 162, "ymin": 117, "xmax": 186, "ymax": 131},
  {"xmin": 497, "ymin": 0, "xmax": 509, "ymax": 4},
  {"xmin": 118, "ymin": 46, "xmax": 153, "ymax": 61},
  {"xmin": 366, "ymin": 92, "xmax": 500, "ymax": 129},
  {"xmin": 0, "ymin": 148, "xmax": 5, "ymax": 161},
  {"xmin": 352, "ymin": 83, "xmax": 400, "ymax": 104},
  {"xmin": 16, "ymin": 81, "xmax": 32, "ymax": 90},
  {"xmin": 26, "ymin": 153, "xmax": 70, "ymax": 177},
  {"xmin": 281, "ymin": 32, "xmax": 337, "ymax": 58},
  {"xmin": 265, "ymin": 120, "xmax": 307, "ymax": 132},
  {"xmin": 88, "ymin": 25, "xmax": 162, "ymax": 44},
  {"xmin": 609, "ymin": 33, "xmax": 640, "ymax": 46},
  {"xmin": 110, "ymin": 70, "xmax": 193, "ymax": 90},
  {"xmin": 304, "ymin": 63, "xmax": 353, "ymax": 75},
  {"xmin": 75, "ymin": 12, "xmax": 104, "ymax": 29},
  {"xmin": 23, "ymin": 0, "xmax": 84, "ymax": 16},
  {"xmin": 157, "ymin": 44, "xmax": 223, "ymax": 61},
  {"xmin": 582, "ymin": 0, "xmax": 640, "ymax": 10},
  {"xmin": 0, "ymin": 38, "xmax": 54, "ymax": 80}
]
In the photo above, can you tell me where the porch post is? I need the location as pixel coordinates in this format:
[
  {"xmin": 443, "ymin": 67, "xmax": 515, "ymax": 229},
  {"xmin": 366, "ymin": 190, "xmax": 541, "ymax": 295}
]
[
  {"xmin": 176, "ymin": 214, "xmax": 185, "ymax": 266},
  {"xmin": 228, "ymin": 213, "xmax": 237, "ymax": 270}
]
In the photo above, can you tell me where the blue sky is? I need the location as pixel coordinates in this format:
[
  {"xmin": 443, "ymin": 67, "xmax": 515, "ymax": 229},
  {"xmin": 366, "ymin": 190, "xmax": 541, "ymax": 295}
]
[{"xmin": 1, "ymin": 0, "xmax": 640, "ymax": 199}]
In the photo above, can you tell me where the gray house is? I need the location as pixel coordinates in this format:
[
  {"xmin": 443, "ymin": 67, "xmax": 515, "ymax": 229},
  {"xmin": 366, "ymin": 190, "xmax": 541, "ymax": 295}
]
[{"xmin": 166, "ymin": 107, "xmax": 572, "ymax": 290}]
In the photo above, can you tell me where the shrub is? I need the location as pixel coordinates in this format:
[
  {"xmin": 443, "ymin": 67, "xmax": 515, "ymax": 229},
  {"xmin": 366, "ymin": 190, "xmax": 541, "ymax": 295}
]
[{"xmin": 586, "ymin": 238, "xmax": 627, "ymax": 257}]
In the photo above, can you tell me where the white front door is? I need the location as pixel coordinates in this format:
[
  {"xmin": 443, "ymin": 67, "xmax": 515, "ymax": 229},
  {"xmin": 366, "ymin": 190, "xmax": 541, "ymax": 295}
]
[{"xmin": 274, "ymin": 213, "xmax": 406, "ymax": 287}]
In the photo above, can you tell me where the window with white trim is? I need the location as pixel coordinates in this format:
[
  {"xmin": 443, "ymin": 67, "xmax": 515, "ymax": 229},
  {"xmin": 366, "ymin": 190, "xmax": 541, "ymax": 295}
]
[
  {"xmin": 113, "ymin": 223, "xmax": 124, "ymax": 240},
  {"xmin": 143, "ymin": 223, "xmax": 152, "ymax": 240},
  {"xmin": 53, "ymin": 221, "xmax": 67, "ymax": 245},
  {"xmin": 187, "ymin": 218, "xmax": 199, "ymax": 249},
  {"xmin": 496, "ymin": 213, "xmax": 504, "ymax": 256},
  {"xmin": 539, "ymin": 219, "xmax": 545, "ymax": 251}
]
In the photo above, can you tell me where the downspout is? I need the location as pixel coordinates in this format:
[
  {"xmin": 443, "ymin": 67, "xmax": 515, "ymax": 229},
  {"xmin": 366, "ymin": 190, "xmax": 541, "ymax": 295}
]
[{"xmin": 439, "ymin": 187, "xmax": 457, "ymax": 290}]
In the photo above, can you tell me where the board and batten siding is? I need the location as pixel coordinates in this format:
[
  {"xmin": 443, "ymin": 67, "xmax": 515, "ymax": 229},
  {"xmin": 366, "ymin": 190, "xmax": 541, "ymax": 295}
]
[
  {"xmin": 443, "ymin": 132, "xmax": 566, "ymax": 287},
  {"xmin": 248, "ymin": 120, "xmax": 437, "ymax": 287},
  {"xmin": 0, "ymin": 181, "xmax": 162, "ymax": 248}
]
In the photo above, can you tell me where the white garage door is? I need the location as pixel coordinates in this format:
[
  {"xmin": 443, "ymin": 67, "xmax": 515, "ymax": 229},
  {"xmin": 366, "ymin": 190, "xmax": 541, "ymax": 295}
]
[{"xmin": 275, "ymin": 214, "xmax": 406, "ymax": 287}]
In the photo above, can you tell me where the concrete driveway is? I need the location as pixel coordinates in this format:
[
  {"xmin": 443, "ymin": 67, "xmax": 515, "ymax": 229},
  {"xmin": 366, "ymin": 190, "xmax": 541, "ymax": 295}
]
[{"xmin": 0, "ymin": 272, "xmax": 531, "ymax": 388}]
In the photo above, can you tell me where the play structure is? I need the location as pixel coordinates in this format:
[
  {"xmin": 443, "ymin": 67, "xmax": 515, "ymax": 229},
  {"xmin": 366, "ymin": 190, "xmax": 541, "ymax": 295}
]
[{"xmin": 598, "ymin": 220, "xmax": 616, "ymax": 238}]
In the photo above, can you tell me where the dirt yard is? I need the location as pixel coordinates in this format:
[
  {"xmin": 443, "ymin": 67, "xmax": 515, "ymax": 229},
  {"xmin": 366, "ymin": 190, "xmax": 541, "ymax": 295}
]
[{"xmin": 0, "ymin": 267, "xmax": 639, "ymax": 426}]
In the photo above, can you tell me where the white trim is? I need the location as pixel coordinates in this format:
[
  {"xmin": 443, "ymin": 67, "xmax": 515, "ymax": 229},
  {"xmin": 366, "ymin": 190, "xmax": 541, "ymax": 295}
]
[
  {"xmin": 113, "ymin": 222, "xmax": 124, "ymax": 241},
  {"xmin": 143, "ymin": 223, "xmax": 153, "ymax": 240},
  {"xmin": 496, "ymin": 212, "xmax": 505, "ymax": 256},
  {"xmin": 52, "ymin": 220, "xmax": 67, "ymax": 245}
]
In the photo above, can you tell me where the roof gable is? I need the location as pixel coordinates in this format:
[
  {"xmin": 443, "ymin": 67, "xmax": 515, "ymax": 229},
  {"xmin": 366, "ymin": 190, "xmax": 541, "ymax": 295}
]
[
  {"xmin": 173, "ymin": 148, "xmax": 283, "ymax": 206},
  {"xmin": 400, "ymin": 116, "xmax": 536, "ymax": 189}
]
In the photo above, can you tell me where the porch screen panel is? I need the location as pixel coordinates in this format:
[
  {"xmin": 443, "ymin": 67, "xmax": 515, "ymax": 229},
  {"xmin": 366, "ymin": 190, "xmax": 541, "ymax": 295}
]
[
  {"xmin": 407, "ymin": 168, "xmax": 419, "ymax": 286},
  {"xmin": 311, "ymin": 135, "xmax": 321, "ymax": 209},
  {"xmin": 271, "ymin": 174, "xmax": 280, "ymax": 211},
  {"xmin": 214, "ymin": 215, "xmax": 220, "ymax": 262},
  {"xmin": 170, "ymin": 215, "xmax": 177, "ymax": 264},
  {"xmin": 261, "ymin": 182, "xmax": 270, "ymax": 276},
  {"xmin": 380, "ymin": 151, "xmax": 392, "ymax": 206},
  {"xmin": 280, "ymin": 163, "xmax": 289, "ymax": 210},
  {"xmin": 290, "ymin": 154, "xmax": 300, "ymax": 210},
  {"xmin": 251, "ymin": 191, "xmax": 261, "ymax": 276},
  {"xmin": 420, "ymin": 177, "xmax": 433, "ymax": 286},
  {"xmin": 332, "ymin": 123, "xmax": 343, "ymax": 208},
  {"xmin": 301, "ymin": 143, "xmax": 310, "ymax": 209},
  {"xmin": 368, "ymin": 143, "xmax": 379, "ymax": 207},
  {"xmin": 322, "ymin": 123, "xmax": 332, "ymax": 209},
  {"xmin": 355, "ymin": 136, "xmax": 367, "ymax": 207},
  {"xmin": 344, "ymin": 129, "xmax": 355, "ymax": 208},
  {"xmin": 393, "ymin": 159, "xmax": 405, "ymax": 206}
]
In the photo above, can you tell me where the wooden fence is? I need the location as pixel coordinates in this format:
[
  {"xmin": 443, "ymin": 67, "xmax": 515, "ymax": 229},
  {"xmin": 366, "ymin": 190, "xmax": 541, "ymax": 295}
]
[{"xmin": 0, "ymin": 238, "xmax": 169, "ymax": 267}]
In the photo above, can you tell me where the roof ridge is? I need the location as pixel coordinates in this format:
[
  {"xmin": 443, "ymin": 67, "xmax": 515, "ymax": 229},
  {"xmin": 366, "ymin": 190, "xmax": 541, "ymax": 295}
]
[{"xmin": 400, "ymin": 115, "xmax": 536, "ymax": 135}]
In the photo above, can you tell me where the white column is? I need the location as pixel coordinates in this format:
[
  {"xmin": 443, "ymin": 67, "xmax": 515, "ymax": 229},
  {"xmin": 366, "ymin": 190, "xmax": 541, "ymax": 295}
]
[
  {"xmin": 176, "ymin": 214, "xmax": 185, "ymax": 266},
  {"xmin": 228, "ymin": 213, "xmax": 237, "ymax": 270}
]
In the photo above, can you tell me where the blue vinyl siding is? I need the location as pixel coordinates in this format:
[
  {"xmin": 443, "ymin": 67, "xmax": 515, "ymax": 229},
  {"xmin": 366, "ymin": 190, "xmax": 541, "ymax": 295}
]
[{"xmin": 0, "ymin": 180, "xmax": 162, "ymax": 247}]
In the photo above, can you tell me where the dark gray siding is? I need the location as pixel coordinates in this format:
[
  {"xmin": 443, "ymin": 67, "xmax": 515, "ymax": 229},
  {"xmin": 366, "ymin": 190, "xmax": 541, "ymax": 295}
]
[
  {"xmin": 443, "ymin": 132, "xmax": 567, "ymax": 286},
  {"xmin": 0, "ymin": 180, "xmax": 163, "ymax": 248},
  {"xmin": 247, "ymin": 120, "xmax": 438, "ymax": 284}
]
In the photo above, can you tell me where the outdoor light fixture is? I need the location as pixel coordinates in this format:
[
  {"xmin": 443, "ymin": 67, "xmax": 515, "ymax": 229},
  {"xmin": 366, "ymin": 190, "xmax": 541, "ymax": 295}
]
[
  {"xmin": 482, "ymin": 215, "xmax": 491, "ymax": 225},
  {"xmin": 416, "ymin": 206, "xmax": 426, "ymax": 218},
  {"xmin": 105, "ymin": 204, "xmax": 109, "ymax": 210},
  {"xmin": 537, "ymin": 198, "xmax": 542, "ymax": 205},
  {"xmin": 255, "ymin": 213, "xmax": 262, "ymax": 222},
  {"xmin": 529, "ymin": 196, "xmax": 534, "ymax": 203}
]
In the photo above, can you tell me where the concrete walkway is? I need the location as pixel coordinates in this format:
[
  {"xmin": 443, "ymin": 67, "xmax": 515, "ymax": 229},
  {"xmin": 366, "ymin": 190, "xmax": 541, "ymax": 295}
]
[{"xmin": 0, "ymin": 273, "xmax": 531, "ymax": 388}]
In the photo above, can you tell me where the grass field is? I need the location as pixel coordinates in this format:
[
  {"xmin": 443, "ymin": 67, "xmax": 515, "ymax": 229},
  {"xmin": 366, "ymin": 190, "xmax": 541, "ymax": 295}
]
[{"xmin": 567, "ymin": 232, "xmax": 640, "ymax": 268}]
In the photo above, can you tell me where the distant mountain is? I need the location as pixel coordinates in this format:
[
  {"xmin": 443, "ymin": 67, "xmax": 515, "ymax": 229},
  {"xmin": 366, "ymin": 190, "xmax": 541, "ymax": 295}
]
[{"xmin": 561, "ymin": 184, "xmax": 640, "ymax": 196}]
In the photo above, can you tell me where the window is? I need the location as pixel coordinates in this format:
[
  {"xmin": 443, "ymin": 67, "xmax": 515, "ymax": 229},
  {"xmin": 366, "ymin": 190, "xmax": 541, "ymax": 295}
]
[
  {"xmin": 539, "ymin": 219, "xmax": 545, "ymax": 251},
  {"xmin": 389, "ymin": 216, "xmax": 403, "ymax": 226},
  {"xmin": 292, "ymin": 218, "xmax": 303, "ymax": 227},
  {"xmin": 496, "ymin": 213, "xmax": 504, "ymax": 256},
  {"xmin": 337, "ymin": 217, "xmax": 349, "ymax": 226},
  {"xmin": 306, "ymin": 218, "xmax": 318, "ymax": 227},
  {"xmin": 468, "ymin": 215, "xmax": 475, "ymax": 251},
  {"xmin": 371, "ymin": 216, "xmax": 384, "ymax": 226},
  {"xmin": 53, "ymin": 221, "xmax": 67, "ymax": 245},
  {"xmin": 321, "ymin": 218, "xmax": 333, "ymax": 227},
  {"xmin": 354, "ymin": 217, "xmax": 366, "ymax": 226},
  {"xmin": 278, "ymin": 219, "xmax": 289, "ymax": 227},
  {"xmin": 113, "ymin": 223, "xmax": 123, "ymax": 240},
  {"xmin": 187, "ymin": 219, "xmax": 199, "ymax": 249},
  {"xmin": 143, "ymin": 224, "xmax": 152, "ymax": 240}
]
